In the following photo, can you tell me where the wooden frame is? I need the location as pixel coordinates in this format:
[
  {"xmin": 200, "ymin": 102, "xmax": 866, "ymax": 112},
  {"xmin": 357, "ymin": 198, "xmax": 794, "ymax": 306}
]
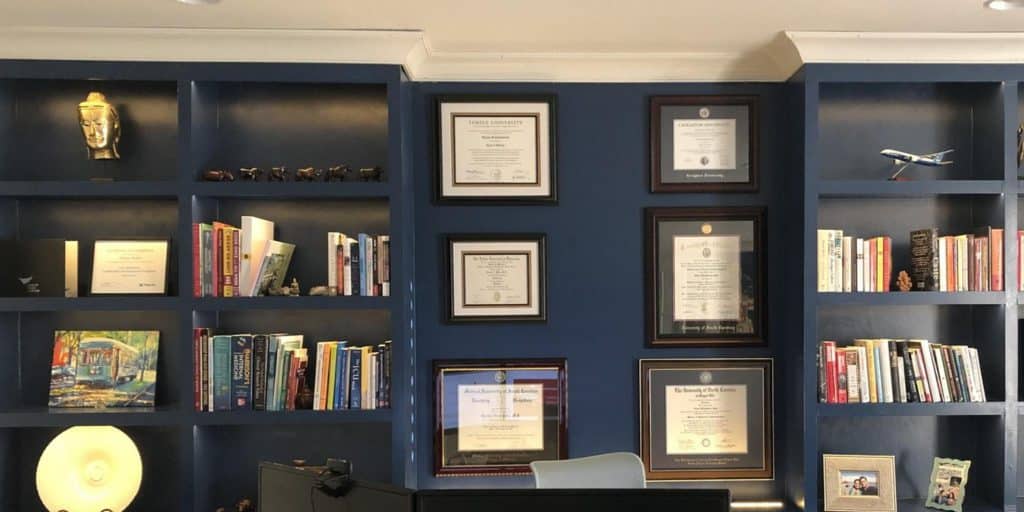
[
  {"xmin": 650, "ymin": 95, "xmax": 759, "ymax": 193},
  {"xmin": 822, "ymin": 454, "xmax": 897, "ymax": 512},
  {"xmin": 644, "ymin": 207, "xmax": 765, "ymax": 347},
  {"xmin": 433, "ymin": 359, "xmax": 568, "ymax": 477},
  {"xmin": 639, "ymin": 358, "xmax": 773, "ymax": 481},
  {"xmin": 434, "ymin": 94, "xmax": 558, "ymax": 204},
  {"xmin": 444, "ymin": 233, "xmax": 547, "ymax": 323}
]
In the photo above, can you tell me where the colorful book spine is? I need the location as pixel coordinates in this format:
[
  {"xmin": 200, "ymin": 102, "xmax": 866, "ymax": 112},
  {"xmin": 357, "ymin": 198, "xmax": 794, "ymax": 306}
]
[
  {"xmin": 212, "ymin": 335, "xmax": 232, "ymax": 411},
  {"xmin": 349, "ymin": 347, "xmax": 362, "ymax": 409},
  {"xmin": 252, "ymin": 335, "xmax": 269, "ymax": 411},
  {"xmin": 230, "ymin": 335, "xmax": 253, "ymax": 410}
]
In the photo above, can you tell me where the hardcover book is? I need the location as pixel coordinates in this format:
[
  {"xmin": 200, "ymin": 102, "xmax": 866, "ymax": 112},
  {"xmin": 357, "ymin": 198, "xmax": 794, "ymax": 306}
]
[
  {"xmin": 49, "ymin": 330, "xmax": 160, "ymax": 408},
  {"xmin": 253, "ymin": 240, "xmax": 296, "ymax": 296},
  {"xmin": 230, "ymin": 335, "xmax": 253, "ymax": 410},
  {"xmin": 0, "ymin": 239, "xmax": 72, "ymax": 297}
]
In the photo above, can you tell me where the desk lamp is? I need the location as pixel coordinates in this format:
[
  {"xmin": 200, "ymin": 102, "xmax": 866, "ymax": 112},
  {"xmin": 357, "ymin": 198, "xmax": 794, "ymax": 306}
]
[{"xmin": 36, "ymin": 426, "xmax": 142, "ymax": 512}]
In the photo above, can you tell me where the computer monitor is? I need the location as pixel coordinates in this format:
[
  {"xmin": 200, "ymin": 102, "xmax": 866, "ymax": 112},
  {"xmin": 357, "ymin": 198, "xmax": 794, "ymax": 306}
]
[
  {"xmin": 415, "ymin": 489, "xmax": 730, "ymax": 512},
  {"xmin": 258, "ymin": 462, "xmax": 414, "ymax": 512}
]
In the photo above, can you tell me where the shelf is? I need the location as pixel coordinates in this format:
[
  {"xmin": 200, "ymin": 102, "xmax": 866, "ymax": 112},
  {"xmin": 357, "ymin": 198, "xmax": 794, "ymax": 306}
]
[
  {"xmin": 817, "ymin": 402, "xmax": 1005, "ymax": 417},
  {"xmin": 190, "ymin": 295, "xmax": 392, "ymax": 311},
  {"xmin": 818, "ymin": 180, "xmax": 1004, "ymax": 197},
  {"xmin": 189, "ymin": 181, "xmax": 390, "ymax": 199},
  {"xmin": 0, "ymin": 407, "xmax": 181, "ymax": 428},
  {"xmin": 190, "ymin": 408, "xmax": 391, "ymax": 426},
  {"xmin": 0, "ymin": 296, "xmax": 182, "ymax": 312},
  {"xmin": 0, "ymin": 181, "xmax": 180, "ymax": 198},
  {"xmin": 899, "ymin": 498, "xmax": 1001, "ymax": 512},
  {"xmin": 816, "ymin": 292, "xmax": 1007, "ymax": 306}
]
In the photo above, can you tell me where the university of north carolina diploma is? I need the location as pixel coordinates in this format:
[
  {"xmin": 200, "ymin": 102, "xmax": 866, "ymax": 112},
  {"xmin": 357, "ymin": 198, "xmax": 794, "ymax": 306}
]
[
  {"xmin": 665, "ymin": 384, "xmax": 748, "ymax": 455},
  {"xmin": 462, "ymin": 253, "xmax": 530, "ymax": 306},
  {"xmin": 453, "ymin": 116, "xmax": 538, "ymax": 184},
  {"xmin": 457, "ymin": 384, "xmax": 544, "ymax": 452},
  {"xmin": 672, "ymin": 119, "xmax": 736, "ymax": 172},
  {"xmin": 673, "ymin": 235, "xmax": 741, "ymax": 322}
]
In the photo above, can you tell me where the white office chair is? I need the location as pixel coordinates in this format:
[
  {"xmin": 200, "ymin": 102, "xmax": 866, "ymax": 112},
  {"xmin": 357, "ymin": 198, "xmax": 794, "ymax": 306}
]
[{"xmin": 530, "ymin": 452, "xmax": 646, "ymax": 489}]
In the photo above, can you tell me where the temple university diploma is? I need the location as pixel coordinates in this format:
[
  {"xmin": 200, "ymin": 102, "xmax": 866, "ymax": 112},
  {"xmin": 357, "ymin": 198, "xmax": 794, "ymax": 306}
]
[
  {"xmin": 462, "ymin": 252, "xmax": 530, "ymax": 306},
  {"xmin": 457, "ymin": 384, "xmax": 544, "ymax": 452},
  {"xmin": 453, "ymin": 115, "xmax": 539, "ymax": 184},
  {"xmin": 673, "ymin": 119, "xmax": 736, "ymax": 172},
  {"xmin": 665, "ymin": 384, "xmax": 748, "ymax": 455},
  {"xmin": 673, "ymin": 235, "xmax": 741, "ymax": 322}
]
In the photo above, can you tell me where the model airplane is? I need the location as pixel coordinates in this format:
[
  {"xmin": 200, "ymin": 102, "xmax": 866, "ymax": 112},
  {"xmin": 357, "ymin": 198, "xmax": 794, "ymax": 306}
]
[{"xmin": 880, "ymin": 148, "xmax": 954, "ymax": 181}]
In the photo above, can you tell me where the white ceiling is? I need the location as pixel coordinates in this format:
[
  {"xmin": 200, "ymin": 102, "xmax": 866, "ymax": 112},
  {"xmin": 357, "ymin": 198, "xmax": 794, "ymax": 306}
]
[{"xmin": 3, "ymin": 0, "xmax": 1024, "ymax": 81}]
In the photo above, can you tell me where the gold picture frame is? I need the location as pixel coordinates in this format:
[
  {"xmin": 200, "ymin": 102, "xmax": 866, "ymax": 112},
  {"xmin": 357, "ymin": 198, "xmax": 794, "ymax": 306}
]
[{"xmin": 822, "ymin": 454, "xmax": 897, "ymax": 512}]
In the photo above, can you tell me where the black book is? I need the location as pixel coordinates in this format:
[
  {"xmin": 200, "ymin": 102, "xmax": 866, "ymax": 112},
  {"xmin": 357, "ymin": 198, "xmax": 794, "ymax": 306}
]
[
  {"xmin": 910, "ymin": 228, "xmax": 939, "ymax": 291},
  {"xmin": 896, "ymin": 342, "xmax": 920, "ymax": 403},
  {"xmin": 0, "ymin": 239, "xmax": 67, "ymax": 297},
  {"xmin": 252, "ymin": 334, "xmax": 269, "ymax": 411},
  {"xmin": 817, "ymin": 345, "xmax": 827, "ymax": 403}
]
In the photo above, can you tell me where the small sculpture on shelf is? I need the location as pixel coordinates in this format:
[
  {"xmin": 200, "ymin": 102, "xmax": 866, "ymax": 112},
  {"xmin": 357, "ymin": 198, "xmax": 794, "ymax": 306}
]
[
  {"xmin": 202, "ymin": 169, "xmax": 236, "ymax": 182},
  {"xmin": 239, "ymin": 167, "xmax": 263, "ymax": 181},
  {"xmin": 881, "ymin": 148, "xmax": 954, "ymax": 181},
  {"xmin": 295, "ymin": 167, "xmax": 323, "ymax": 182},
  {"xmin": 895, "ymin": 270, "xmax": 912, "ymax": 292},
  {"xmin": 215, "ymin": 498, "xmax": 255, "ymax": 512},
  {"xmin": 289, "ymin": 278, "xmax": 300, "ymax": 296},
  {"xmin": 78, "ymin": 92, "xmax": 121, "ymax": 160},
  {"xmin": 267, "ymin": 279, "xmax": 299, "ymax": 297},
  {"xmin": 309, "ymin": 285, "xmax": 331, "ymax": 296},
  {"xmin": 269, "ymin": 166, "xmax": 288, "ymax": 182},
  {"xmin": 325, "ymin": 165, "xmax": 351, "ymax": 182},
  {"xmin": 359, "ymin": 166, "xmax": 383, "ymax": 182}
]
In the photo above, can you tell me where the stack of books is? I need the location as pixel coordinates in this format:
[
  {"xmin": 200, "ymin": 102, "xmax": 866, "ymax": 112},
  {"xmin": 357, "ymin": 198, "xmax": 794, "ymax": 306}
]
[
  {"xmin": 192, "ymin": 329, "xmax": 391, "ymax": 412},
  {"xmin": 817, "ymin": 339, "xmax": 986, "ymax": 404},
  {"xmin": 817, "ymin": 231, "xmax": 891, "ymax": 292},
  {"xmin": 192, "ymin": 216, "xmax": 294, "ymax": 297},
  {"xmin": 327, "ymin": 232, "xmax": 390, "ymax": 297}
]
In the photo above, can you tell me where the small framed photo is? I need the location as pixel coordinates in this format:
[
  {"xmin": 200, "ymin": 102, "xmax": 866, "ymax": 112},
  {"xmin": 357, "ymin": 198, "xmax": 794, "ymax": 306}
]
[
  {"xmin": 645, "ymin": 207, "xmax": 765, "ymax": 347},
  {"xmin": 639, "ymin": 358, "xmax": 773, "ymax": 481},
  {"xmin": 433, "ymin": 359, "xmax": 568, "ymax": 477},
  {"xmin": 435, "ymin": 95, "xmax": 557, "ymax": 203},
  {"xmin": 445, "ymin": 234, "xmax": 546, "ymax": 322},
  {"xmin": 650, "ymin": 95, "xmax": 758, "ymax": 193},
  {"xmin": 822, "ymin": 454, "xmax": 897, "ymax": 512},
  {"xmin": 90, "ymin": 239, "xmax": 170, "ymax": 296},
  {"xmin": 926, "ymin": 458, "xmax": 971, "ymax": 512}
]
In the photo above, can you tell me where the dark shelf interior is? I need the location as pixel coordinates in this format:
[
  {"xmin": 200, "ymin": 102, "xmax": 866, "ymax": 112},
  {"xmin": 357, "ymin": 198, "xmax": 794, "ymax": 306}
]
[
  {"xmin": 0, "ymin": 79, "xmax": 178, "ymax": 182},
  {"xmin": 818, "ymin": 82, "xmax": 1004, "ymax": 181}
]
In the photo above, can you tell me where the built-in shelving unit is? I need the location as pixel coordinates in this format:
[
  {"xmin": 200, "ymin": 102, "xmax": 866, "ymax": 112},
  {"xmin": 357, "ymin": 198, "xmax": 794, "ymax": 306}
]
[{"xmin": 0, "ymin": 61, "xmax": 414, "ymax": 511}]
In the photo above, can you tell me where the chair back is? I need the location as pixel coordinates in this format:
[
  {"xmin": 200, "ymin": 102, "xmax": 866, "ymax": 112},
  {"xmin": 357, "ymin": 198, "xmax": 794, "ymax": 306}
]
[{"xmin": 530, "ymin": 452, "xmax": 646, "ymax": 489}]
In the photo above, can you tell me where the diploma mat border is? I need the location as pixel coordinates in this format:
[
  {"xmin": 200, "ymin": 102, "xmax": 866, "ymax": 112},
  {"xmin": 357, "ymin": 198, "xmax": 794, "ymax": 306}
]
[
  {"xmin": 638, "ymin": 358, "xmax": 774, "ymax": 481},
  {"xmin": 649, "ymin": 94, "xmax": 759, "ymax": 194},
  {"xmin": 89, "ymin": 237, "xmax": 172, "ymax": 296},
  {"xmin": 443, "ymin": 233, "xmax": 547, "ymax": 323},
  {"xmin": 434, "ymin": 94, "xmax": 558, "ymax": 204},
  {"xmin": 644, "ymin": 207, "xmax": 766, "ymax": 347},
  {"xmin": 432, "ymin": 358, "xmax": 568, "ymax": 477}
]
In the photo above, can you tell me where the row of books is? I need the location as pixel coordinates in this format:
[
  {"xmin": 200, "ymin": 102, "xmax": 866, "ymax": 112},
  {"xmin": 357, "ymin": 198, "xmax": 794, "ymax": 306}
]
[
  {"xmin": 192, "ymin": 216, "xmax": 293, "ymax": 297},
  {"xmin": 192, "ymin": 329, "xmax": 391, "ymax": 411},
  {"xmin": 817, "ymin": 339, "xmax": 986, "ymax": 404},
  {"xmin": 816, "ymin": 227, "xmax": 1005, "ymax": 293},
  {"xmin": 327, "ymin": 232, "xmax": 391, "ymax": 297},
  {"xmin": 311, "ymin": 340, "xmax": 391, "ymax": 410}
]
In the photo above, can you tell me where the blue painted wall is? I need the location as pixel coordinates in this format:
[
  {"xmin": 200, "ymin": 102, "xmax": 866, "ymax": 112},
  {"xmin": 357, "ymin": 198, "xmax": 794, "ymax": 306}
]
[{"xmin": 411, "ymin": 82, "xmax": 798, "ymax": 499}]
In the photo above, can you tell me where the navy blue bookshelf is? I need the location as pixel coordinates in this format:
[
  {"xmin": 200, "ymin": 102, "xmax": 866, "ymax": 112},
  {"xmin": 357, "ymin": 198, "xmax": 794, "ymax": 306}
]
[{"xmin": 0, "ymin": 60, "xmax": 415, "ymax": 511}]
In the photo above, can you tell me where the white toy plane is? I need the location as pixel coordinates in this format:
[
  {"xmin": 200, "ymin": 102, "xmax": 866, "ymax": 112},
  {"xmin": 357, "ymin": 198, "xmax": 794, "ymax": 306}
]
[{"xmin": 880, "ymin": 148, "xmax": 954, "ymax": 180}]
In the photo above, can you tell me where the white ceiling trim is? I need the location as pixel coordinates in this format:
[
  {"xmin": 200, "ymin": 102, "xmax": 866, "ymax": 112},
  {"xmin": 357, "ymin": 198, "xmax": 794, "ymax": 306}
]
[{"xmin": 787, "ymin": 31, "xmax": 1024, "ymax": 64}]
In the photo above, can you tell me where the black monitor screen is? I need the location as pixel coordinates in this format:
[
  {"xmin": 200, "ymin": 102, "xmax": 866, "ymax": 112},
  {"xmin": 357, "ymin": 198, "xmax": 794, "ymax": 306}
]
[{"xmin": 415, "ymin": 489, "xmax": 730, "ymax": 512}]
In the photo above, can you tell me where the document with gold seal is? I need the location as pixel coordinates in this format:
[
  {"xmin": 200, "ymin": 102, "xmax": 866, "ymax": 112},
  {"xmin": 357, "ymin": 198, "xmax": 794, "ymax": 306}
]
[{"xmin": 446, "ymin": 234, "xmax": 546, "ymax": 322}]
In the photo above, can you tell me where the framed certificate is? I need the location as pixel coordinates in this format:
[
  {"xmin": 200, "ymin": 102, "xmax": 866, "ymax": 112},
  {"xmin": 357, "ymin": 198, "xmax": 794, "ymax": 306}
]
[
  {"xmin": 90, "ymin": 239, "xmax": 170, "ymax": 295},
  {"xmin": 445, "ymin": 234, "xmax": 546, "ymax": 322},
  {"xmin": 645, "ymin": 207, "xmax": 764, "ymax": 347},
  {"xmin": 433, "ymin": 359, "xmax": 568, "ymax": 477},
  {"xmin": 650, "ymin": 95, "xmax": 758, "ymax": 193},
  {"xmin": 436, "ymin": 95, "xmax": 557, "ymax": 203},
  {"xmin": 639, "ymin": 358, "xmax": 773, "ymax": 481}
]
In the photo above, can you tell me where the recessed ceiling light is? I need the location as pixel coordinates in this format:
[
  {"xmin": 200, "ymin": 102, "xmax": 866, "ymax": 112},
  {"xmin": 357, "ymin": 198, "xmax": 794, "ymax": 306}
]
[
  {"xmin": 986, "ymin": 0, "xmax": 1024, "ymax": 10},
  {"xmin": 177, "ymin": 0, "xmax": 220, "ymax": 4}
]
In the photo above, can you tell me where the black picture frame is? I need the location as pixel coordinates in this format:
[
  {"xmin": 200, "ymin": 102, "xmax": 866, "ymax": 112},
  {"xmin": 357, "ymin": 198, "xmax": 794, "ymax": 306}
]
[
  {"xmin": 639, "ymin": 358, "xmax": 773, "ymax": 481},
  {"xmin": 434, "ymin": 94, "xmax": 558, "ymax": 204},
  {"xmin": 650, "ymin": 95, "xmax": 759, "ymax": 193},
  {"xmin": 645, "ymin": 207, "xmax": 765, "ymax": 347},
  {"xmin": 444, "ymin": 233, "xmax": 547, "ymax": 323},
  {"xmin": 433, "ymin": 358, "xmax": 568, "ymax": 477},
  {"xmin": 89, "ymin": 238, "xmax": 171, "ymax": 296}
]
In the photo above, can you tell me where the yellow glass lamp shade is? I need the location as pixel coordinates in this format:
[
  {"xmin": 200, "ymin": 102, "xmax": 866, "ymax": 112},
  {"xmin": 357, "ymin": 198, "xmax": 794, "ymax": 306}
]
[{"xmin": 36, "ymin": 426, "xmax": 142, "ymax": 512}]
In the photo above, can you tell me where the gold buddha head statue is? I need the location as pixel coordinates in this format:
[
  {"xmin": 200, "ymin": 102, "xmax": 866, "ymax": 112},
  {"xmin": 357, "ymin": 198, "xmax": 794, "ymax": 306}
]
[{"xmin": 78, "ymin": 92, "xmax": 121, "ymax": 160}]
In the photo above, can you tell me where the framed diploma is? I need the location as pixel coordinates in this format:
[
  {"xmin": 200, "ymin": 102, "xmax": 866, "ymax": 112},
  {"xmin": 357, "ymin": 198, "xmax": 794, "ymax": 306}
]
[
  {"xmin": 433, "ymin": 359, "xmax": 568, "ymax": 477},
  {"xmin": 650, "ymin": 95, "xmax": 758, "ymax": 193},
  {"xmin": 445, "ymin": 234, "xmax": 546, "ymax": 322},
  {"xmin": 90, "ymin": 239, "xmax": 170, "ymax": 295},
  {"xmin": 645, "ymin": 207, "xmax": 764, "ymax": 347},
  {"xmin": 639, "ymin": 358, "xmax": 773, "ymax": 481},
  {"xmin": 436, "ymin": 95, "xmax": 557, "ymax": 203}
]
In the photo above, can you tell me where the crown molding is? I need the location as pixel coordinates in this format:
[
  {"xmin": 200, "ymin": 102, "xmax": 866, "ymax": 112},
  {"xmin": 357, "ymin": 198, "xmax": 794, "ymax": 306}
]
[{"xmin": 786, "ymin": 31, "xmax": 1024, "ymax": 64}]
